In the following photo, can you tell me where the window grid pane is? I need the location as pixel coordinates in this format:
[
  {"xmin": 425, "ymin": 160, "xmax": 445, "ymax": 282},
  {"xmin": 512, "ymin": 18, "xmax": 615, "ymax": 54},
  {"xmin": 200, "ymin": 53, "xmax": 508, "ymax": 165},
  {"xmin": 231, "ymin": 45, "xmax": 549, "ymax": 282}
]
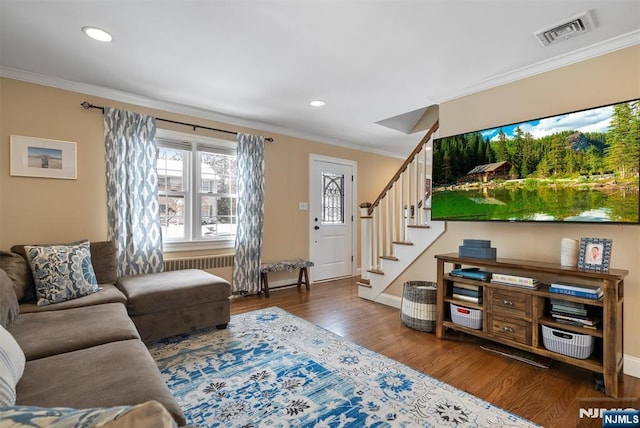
[
  {"xmin": 157, "ymin": 148, "xmax": 186, "ymax": 192},
  {"xmin": 322, "ymin": 172, "xmax": 344, "ymax": 224},
  {"xmin": 159, "ymin": 194, "xmax": 186, "ymax": 240},
  {"xmin": 157, "ymin": 147, "xmax": 189, "ymax": 241},
  {"xmin": 197, "ymin": 151, "xmax": 238, "ymax": 240}
]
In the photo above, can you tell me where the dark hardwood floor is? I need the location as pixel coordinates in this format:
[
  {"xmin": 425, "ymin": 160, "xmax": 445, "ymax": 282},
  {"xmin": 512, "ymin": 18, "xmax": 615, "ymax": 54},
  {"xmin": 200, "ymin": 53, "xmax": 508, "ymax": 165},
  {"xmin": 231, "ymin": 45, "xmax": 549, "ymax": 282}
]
[{"xmin": 231, "ymin": 276, "xmax": 639, "ymax": 427}]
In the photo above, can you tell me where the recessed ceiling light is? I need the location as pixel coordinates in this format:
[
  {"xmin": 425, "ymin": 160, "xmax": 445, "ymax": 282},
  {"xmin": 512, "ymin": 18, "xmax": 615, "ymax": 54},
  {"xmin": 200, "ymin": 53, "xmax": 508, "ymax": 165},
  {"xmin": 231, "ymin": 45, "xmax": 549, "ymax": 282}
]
[
  {"xmin": 310, "ymin": 100, "xmax": 326, "ymax": 107},
  {"xmin": 82, "ymin": 26, "xmax": 113, "ymax": 43}
]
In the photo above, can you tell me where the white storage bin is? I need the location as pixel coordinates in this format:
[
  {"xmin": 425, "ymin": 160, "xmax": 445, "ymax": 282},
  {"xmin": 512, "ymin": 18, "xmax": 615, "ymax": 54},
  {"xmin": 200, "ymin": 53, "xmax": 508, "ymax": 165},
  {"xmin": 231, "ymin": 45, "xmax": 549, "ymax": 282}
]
[
  {"xmin": 450, "ymin": 303, "xmax": 482, "ymax": 330},
  {"xmin": 542, "ymin": 325, "xmax": 595, "ymax": 359}
]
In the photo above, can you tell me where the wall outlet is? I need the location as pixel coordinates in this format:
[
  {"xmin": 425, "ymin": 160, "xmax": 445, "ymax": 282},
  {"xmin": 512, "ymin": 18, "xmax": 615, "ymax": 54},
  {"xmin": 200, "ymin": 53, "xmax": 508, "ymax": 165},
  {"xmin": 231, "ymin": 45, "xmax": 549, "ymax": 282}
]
[{"xmin": 298, "ymin": 202, "xmax": 309, "ymax": 210}]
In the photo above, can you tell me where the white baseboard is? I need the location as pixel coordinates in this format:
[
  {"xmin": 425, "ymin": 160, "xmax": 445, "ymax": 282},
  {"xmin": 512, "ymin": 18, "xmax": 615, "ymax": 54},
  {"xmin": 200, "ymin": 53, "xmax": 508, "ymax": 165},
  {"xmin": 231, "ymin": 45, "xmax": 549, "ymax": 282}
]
[
  {"xmin": 375, "ymin": 293, "xmax": 402, "ymax": 309},
  {"xmin": 624, "ymin": 354, "xmax": 640, "ymax": 378}
]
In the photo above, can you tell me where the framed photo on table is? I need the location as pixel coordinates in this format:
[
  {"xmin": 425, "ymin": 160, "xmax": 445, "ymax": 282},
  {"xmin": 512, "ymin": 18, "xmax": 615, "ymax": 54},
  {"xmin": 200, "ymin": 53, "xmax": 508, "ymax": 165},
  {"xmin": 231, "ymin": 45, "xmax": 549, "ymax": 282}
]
[
  {"xmin": 10, "ymin": 135, "xmax": 77, "ymax": 180},
  {"xmin": 577, "ymin": 237, "xmax": 612, "ymax": 272}
]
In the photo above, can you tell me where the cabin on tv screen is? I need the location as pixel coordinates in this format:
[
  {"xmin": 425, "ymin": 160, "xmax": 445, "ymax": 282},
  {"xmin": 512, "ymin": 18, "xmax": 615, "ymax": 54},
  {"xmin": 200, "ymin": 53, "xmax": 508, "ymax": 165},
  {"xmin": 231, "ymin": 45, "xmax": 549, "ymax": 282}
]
[{"xmin": 461, "ymin": 161, "xmax": 512, "ymax": 183}]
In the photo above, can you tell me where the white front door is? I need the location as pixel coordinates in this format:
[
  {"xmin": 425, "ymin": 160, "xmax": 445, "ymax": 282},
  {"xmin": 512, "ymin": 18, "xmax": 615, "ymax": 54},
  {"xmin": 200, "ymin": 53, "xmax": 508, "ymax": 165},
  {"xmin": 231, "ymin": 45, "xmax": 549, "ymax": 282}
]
[{"xmin": 309, "ymin": 155, "xmax": 356, "ymax": 282}]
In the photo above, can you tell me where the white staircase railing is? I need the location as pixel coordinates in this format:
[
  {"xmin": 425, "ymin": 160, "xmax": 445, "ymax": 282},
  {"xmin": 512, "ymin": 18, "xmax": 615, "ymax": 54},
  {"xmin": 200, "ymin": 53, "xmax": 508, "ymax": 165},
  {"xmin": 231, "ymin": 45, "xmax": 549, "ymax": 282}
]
[{"xmin": 359, "ymin": 121, "xmax": 443, "ymax": 303}]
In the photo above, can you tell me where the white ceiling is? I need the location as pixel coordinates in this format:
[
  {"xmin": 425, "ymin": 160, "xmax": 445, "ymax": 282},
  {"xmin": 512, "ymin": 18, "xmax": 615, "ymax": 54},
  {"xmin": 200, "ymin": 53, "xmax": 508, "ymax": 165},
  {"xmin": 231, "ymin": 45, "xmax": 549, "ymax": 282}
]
[{"xmin": 1, "ymin": 1, "xmax": 639, "ymax": 157}]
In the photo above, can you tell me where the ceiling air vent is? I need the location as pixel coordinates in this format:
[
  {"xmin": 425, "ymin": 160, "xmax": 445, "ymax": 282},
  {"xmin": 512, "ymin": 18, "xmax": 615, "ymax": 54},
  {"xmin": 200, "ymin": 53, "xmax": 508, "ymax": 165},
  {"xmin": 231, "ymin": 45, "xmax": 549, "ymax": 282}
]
[{"xmin": 534, "ymin": 10, "xmax": 595, "ymax": 47}]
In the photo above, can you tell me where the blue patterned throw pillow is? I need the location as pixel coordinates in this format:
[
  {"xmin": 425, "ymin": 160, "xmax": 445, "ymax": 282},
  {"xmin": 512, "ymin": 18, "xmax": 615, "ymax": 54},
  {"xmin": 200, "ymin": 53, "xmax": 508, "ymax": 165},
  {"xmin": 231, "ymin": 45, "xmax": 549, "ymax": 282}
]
[
  {"xmin": 25, "ymin": 241, "xmax": 99, "ymax": 306},
  {"xmin": 0, "ymin": 400, "xmax": 177, "ymax": 427}
]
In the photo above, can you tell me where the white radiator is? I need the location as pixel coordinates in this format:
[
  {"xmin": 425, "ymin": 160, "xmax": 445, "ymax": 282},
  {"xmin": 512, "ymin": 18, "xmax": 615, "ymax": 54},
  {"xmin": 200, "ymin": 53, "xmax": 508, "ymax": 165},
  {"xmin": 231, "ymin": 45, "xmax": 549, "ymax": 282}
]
[{"xmin": 164, "ymin": 254, "xmax": 234, "ymax": 271}]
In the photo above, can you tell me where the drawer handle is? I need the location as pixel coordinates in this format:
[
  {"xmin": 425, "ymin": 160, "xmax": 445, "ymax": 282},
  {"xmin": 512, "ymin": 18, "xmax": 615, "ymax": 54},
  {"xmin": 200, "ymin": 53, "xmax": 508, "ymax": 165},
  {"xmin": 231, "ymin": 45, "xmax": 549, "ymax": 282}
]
[
  {"xmin": 502, "ymin": 326, "xmax": 515, "ymax": 333},
  {"xmin": 502, "ymin": 299, "xmax": 514, "ymax": 306}
]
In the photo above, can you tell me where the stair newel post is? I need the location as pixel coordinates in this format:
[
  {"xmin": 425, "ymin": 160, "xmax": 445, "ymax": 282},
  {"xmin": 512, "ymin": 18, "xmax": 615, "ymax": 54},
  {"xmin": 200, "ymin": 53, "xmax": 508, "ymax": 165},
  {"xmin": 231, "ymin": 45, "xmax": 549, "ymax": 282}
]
[
  {"xmin": 373, "ymin": 208, "xmax": 379, "ymax": 270},
  {"xmin": 414, "ymin": 154, "xmax": 420, "ymax": 226},
  {"xmin": 399, "ymin": 173, "xmax": 406, "ymax": 242},
  {"xmin": 406, "ymin": 162, "xmax": 412, "ymax": 230},
  {"xmin": 391, "ymin": 183, "xmax": 397, "ymax": 248},
  {"xmin": 385, "ymin": 190, "xmax": 391, "ymax": 257},
  {"xmin": 359, "ymin": 202, "xmax": 372, "ymax": 280},
  {"xmin": 377, "ymin": 205, "xmax": 383, "ymax": 266}
]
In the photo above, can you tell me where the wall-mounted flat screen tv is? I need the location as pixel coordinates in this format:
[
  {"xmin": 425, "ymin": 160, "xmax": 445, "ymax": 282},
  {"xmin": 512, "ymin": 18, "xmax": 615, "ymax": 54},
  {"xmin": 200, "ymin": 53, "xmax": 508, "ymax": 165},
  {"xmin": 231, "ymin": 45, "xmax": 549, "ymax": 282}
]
[{"xmin": 432, "ymin": 99, "xmax": 639, "ymax": 224}]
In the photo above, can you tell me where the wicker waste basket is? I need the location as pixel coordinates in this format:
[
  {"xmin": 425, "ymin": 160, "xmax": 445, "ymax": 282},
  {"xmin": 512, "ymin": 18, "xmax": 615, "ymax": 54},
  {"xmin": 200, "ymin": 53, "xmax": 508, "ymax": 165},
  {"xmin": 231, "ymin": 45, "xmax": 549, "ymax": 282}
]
[{"xmin": 401, "ymin": 281, "xmax": 437, "ymax": 332}]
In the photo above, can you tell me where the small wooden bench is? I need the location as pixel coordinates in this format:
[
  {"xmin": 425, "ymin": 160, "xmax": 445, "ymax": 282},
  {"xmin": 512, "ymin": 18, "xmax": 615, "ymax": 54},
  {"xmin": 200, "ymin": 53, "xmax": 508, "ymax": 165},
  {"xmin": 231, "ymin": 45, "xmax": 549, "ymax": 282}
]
[{"xmin": 259, "ymin": 259, "xmax": 314, "ymax": 297}]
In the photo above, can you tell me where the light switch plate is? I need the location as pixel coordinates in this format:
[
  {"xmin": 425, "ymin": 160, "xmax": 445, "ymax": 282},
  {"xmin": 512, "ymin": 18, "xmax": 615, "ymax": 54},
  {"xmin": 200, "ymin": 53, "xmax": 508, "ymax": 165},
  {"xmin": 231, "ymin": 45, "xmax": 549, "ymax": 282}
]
[{"xmin": 298, "ymin": 202, "xmax": 308, "ymax": 210}]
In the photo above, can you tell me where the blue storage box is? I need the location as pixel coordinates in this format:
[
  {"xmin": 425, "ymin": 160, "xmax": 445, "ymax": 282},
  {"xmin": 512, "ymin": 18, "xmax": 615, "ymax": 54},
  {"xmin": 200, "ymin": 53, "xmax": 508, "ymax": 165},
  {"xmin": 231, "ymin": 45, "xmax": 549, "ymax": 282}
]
[
  {"xmin": 458, "ymin": 246, "xmax": 497, "ymax": 259},
  {"xmin": 462, "ymin": 239, "xmax": 491, "ymax": 248}
]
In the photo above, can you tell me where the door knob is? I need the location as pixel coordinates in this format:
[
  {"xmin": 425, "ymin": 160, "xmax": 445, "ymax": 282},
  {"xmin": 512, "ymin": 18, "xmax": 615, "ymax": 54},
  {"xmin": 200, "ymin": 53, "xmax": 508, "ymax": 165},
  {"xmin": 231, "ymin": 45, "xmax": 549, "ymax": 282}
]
[{"xmin": 314, "ymin": 226, "xmax": 320, "ymax": 230}]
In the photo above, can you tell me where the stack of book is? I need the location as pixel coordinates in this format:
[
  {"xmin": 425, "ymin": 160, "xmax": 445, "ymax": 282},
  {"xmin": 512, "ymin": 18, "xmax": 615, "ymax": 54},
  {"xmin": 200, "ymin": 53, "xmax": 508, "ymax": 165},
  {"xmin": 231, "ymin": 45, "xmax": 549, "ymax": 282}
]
[
  {"xmin": 452, "ymin": 282, "xmax": 482, "ymax": 304},
  {"xmin": 449, "ymin": 268, "xmax": 492, "ymax": 281},
  {"xmin": 549, "ymin": 298, "xmax": 601, "ymax": 329},
  {"xmin": 548, "ymin": 282, "xmax": 603, "ymax": 300},
  {"xmin": 490, "ymin": 273, "xmax": 540, "ymax": 289}
]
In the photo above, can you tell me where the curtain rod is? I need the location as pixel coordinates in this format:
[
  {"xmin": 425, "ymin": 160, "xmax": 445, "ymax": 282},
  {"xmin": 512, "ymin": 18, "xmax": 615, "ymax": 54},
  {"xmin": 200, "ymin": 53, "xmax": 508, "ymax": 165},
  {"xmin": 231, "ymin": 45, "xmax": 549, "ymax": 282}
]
[{"xmin": 80, "ymin": 101, "xmax": 274, "ymax": 142}]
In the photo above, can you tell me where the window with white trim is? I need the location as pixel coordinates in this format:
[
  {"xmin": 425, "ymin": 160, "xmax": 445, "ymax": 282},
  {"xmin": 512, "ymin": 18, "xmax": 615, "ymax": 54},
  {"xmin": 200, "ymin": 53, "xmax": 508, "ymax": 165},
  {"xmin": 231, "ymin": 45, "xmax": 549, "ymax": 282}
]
[{"xmin": 156, "ymin": 130, "xmax": 237, "ymax": 250}]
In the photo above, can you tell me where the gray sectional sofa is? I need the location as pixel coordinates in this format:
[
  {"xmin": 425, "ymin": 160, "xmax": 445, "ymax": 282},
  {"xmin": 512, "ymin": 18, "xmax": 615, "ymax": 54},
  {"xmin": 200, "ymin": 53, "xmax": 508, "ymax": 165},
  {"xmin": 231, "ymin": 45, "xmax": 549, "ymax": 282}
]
[{"xmin": 0, "ymin": 240, "xmax": 232, "ymax": 427}]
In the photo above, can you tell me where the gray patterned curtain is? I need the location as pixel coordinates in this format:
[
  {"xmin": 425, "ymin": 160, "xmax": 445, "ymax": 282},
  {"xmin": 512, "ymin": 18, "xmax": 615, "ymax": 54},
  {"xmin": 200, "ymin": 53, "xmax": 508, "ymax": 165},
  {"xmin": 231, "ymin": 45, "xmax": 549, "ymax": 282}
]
[
  {"xmin": 104, "ymin": 108, "xmax": 164, "ymax": 276},
  {"xmin": 232, "ymin": 133, "xmax": 265, "ymax": 295}
]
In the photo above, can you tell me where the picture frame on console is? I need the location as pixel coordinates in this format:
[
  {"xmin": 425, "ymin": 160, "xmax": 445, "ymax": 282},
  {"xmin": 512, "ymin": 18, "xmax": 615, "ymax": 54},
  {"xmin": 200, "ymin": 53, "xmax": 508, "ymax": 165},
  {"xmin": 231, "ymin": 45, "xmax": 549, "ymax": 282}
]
[
  {"xmin": 577, "ymin": 237, "xmax": 612, "ymax": 272},
  {"xmin": 10, "ymin": 135, "xmax": 77, "ymax": 180}
]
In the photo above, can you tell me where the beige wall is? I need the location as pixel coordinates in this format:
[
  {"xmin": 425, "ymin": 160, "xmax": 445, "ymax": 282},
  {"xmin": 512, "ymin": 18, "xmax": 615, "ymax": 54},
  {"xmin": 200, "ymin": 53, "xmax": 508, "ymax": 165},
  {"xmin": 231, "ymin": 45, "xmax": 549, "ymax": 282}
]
[
  {"xmin": 0, "ymin": 78, "xmax": 403, "ymax": 284},
  {"xmin": 388, "ymin": 45, "xmax": 640, "ymax": 361}
]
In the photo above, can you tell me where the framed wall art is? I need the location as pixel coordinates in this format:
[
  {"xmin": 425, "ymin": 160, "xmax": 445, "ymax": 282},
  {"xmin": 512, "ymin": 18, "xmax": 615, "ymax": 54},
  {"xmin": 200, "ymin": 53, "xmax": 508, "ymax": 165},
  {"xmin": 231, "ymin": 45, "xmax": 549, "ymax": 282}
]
[
  {"xmin": 10, "ymin": 135, "xmax": 77, "ymax": 179},
  {"xmin": 577, "ymin": 237, "xmax": 612, "ymax": 272}
]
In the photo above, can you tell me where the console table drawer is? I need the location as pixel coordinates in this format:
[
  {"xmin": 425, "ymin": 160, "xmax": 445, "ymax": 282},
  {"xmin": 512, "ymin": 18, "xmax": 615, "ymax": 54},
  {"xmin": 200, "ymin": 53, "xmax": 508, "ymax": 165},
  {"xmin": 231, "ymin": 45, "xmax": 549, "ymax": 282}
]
[
  {"xmin": 488, "ymin": 315, "xmax": 531, "ymax": 345},
  {"xmin": 490, "ymin": 289, "xmax": 531, "ymax": 318}
]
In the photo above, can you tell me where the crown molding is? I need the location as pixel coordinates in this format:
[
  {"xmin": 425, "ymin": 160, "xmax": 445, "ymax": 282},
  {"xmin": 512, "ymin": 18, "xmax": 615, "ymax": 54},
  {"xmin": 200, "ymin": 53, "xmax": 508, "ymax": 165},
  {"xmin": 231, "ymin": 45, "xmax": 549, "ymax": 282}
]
[
  {"xmin": 436, "ymin": 30, "xmax": 640, "ymax": 103},
  {"xmin": 0, "ymin": 66, "xmax": 406, "ymax": 159}
]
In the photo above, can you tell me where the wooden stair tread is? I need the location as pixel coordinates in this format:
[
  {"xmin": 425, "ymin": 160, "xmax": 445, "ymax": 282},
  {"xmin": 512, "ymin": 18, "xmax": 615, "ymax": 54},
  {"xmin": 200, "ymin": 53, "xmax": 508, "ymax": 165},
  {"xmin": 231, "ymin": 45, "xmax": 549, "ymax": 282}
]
[
  {"xmin": 367, "ymin": 268, "xmax": 384, "ymax": 275},
  {"xmin": 356, "ymin": 280, "xmax": 372, "ymax": 288},
  {"xmin": 407, "ymin": 224, "xmax": 431, "ymax": 229},
  {"xmin": 380, "ymin": 256, "xmax": 398, "ymax": 261},
  {"xmin": 392, "ymin": 241, "xmax": 413, "ymax": 246}
]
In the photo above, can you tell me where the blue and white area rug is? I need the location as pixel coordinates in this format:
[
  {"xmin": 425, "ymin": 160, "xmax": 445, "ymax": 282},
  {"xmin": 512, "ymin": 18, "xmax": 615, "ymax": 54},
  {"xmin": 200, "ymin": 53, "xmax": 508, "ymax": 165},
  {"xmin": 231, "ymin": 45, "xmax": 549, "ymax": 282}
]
[{"xmin": 148, "ymin": 307, "xmax": 538, "ymax": 427}]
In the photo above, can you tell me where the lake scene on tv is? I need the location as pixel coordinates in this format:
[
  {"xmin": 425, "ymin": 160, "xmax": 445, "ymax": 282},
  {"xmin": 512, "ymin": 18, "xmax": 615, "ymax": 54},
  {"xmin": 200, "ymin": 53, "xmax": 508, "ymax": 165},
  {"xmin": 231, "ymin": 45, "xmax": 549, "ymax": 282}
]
[{"xmin": 432, "ymin": 99, "xmax": 639, "ymax": 223}]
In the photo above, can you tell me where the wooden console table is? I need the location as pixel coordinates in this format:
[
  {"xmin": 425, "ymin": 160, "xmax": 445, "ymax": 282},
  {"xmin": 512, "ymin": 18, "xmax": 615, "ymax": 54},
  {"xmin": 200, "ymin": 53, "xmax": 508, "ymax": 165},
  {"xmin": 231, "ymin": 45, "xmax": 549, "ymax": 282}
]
[{"xmin": 435, "ymin": 253, "xmax": 628, "ymax": 398}]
